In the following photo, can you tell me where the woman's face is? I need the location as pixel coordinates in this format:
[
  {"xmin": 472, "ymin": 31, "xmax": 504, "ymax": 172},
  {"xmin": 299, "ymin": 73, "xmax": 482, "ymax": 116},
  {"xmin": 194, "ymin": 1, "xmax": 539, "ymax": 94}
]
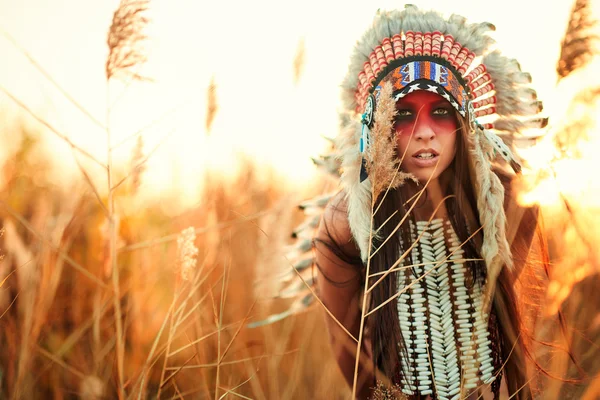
[{"xmin": 393, "ymin": 91, "xmax": 458, "ymax": 183}]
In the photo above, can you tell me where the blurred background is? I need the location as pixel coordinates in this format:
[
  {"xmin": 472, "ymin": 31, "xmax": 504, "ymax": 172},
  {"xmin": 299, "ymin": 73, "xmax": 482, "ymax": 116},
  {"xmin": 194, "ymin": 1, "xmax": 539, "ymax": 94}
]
[{"xmin": 0, "ymin": 0, "xmax": 599, "ymax": 398}]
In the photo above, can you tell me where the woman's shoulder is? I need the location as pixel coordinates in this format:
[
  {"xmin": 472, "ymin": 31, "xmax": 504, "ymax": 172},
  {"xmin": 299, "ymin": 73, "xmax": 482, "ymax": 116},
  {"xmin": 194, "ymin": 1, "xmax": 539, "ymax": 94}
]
[{"xmin": 317, "ymin": 190, "xmax": 362, "ymax": 261}]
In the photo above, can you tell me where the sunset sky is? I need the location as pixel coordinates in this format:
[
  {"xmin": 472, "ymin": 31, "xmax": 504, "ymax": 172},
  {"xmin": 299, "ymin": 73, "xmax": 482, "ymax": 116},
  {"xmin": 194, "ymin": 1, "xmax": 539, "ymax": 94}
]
[{"xmin": 0, "ymin": 0, "xmax": 575, "ymax": 208}]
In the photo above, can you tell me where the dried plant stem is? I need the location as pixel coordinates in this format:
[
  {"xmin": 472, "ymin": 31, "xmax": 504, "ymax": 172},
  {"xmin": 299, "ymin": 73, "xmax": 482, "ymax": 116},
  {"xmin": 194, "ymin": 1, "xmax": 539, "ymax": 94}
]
[
  {"xmin": 93, "ymin": 291, "xmax": 103, "ymax": 370},
  {"xmin": 106, "ymin": 98, "xmax": 125, "ymax": 397},
  {"xmin": 367, "ymin": 258, "xmax": 483, "ymax": 277},
  {"xmin": 265, "ymin": 302, "xmax": 298, "ymax": 399},
  {"xmin": 365, "ymin": 226, "xmax": 484, "ymax": 318},
  {"xmin": 172, "ymin": 265, "xmax": 220, "ymax": 330},
  {"xmin": 119, "ymin": 210, "xmax": 271, "ymax": 253},
  {"xmin": 32, "ymin": 296, "xmax": 112, "ymax": 384},
  {"xmin": 156, "ymin": 266, "xmax": 214, "ymax": 398},
  {"xmin": 507, "ymin": 366, "xmax": 534, "ymax": 400},
  {"xmin": 352, "ymin": 145, "xmax": 451, "ymax": 397},
  {"xmin": 168, "ymin": 322, "xmax": 236, "ymax": 358},
  {"xmin": 110, "ymin": 102, "xmax": 185, "ymax": 150},
  {"xmin": 369, "ymin": 154, "xmax": 443, "ymax": 260},
  {"xmin": 111, "ymin": 128, "xmax": 174, "ymax": 193},
  {"xmin": 157, "ymin": 288, "xmax": 179, "ymax": 399},
  {"xmin": 0, "ymin": 84, "xmax": 106, "ymax": 168},
  {"xmin": 104, "ymin": 7, "xmax": 152, "ymax": 389},
  {"xmin": 73, "ymin": 152, "xmax": 110, "ymax": 217},
  {"xmin": 169, "ymin": 385, "xmax": 212, "ymax": 399},
  {"xmin": 164, "ymin": 350, "xmax": 299, "ymax": 371},
  {"xmin": 192, "ymin": 298, "xmax": 214, "ymax": 400},
  {"xmin": 219, "ymin": 300, "xmax": 257, "ymax": 364},
  {"xmin": 36, "ymin": 346, "xmax": 86, "ymax": 380},
  {"xmin": 366, "ymin": 193, "xmax": 454, "ymax": 295},
  {"xmin": 108, "ymin": 62, "xmax": 148, "ymax": 113},
  {"xmin": 0, "ymin": 268, "xmax": 17, "ymax": 289},
  {"xmin": 351, "ymin": 211, "xmax": 375, "ymax": 399},
  {"xmin": 214, "ymin": 257, "xmax": 231, "ymax": 400},
  {"xmin": 218, "ymin": 382, "xmax": 254, "ymax": 400},
  {"xmin": 136, "ymin": 297, "xmax": 178, "ymax": 399},
  {"xmin": 376, "ymin": 210, "xmax": 399, "ymax": 234},
  {"xmin": 0, "ymin": 200, "xmax": 109, "ymax": 289},
  {"xmin": 161, "ymin": 352, "xmax": 198, "ymax": 390},
  {"xmin": 244, "ymin": 212, "xmax": 359, "ymax": 343},
  {"xmin": 0, "ymin": 29, "xmax": 106, "ymax": 129},
  {"xmin": 0, "ymin": 292, "xmax": 18, "ymax": 319}
]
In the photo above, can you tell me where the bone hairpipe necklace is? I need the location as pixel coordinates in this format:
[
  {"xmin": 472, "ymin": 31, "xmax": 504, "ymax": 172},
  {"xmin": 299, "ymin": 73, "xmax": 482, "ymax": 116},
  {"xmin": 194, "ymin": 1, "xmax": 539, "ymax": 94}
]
[{"xmin": 396, "ymin": 219, "xmax": 497, "ymax": 399}]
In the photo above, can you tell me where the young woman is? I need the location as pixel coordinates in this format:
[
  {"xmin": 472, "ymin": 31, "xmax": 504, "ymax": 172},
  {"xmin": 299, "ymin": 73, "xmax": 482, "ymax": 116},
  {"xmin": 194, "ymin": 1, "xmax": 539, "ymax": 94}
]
[{"xmin": 314, "ymin": 6, "xmax": 547, "ymax": 400}]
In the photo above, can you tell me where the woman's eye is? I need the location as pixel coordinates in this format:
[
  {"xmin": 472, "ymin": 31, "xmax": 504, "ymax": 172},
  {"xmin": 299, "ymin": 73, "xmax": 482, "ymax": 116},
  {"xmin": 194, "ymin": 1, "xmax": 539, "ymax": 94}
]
[
  {"xmin": 396, "ymin": 109, "xmax": 412, "ymax": 117},
  {"xmin": 432, "ymin": 107, "xmax": 450, "ymax": 116}
]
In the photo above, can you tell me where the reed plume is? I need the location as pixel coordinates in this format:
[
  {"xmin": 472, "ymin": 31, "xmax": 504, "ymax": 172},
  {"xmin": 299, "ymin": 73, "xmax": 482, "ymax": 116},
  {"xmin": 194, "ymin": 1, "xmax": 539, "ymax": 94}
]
[
  {"xmin": 176, "ymin": 227, "xmax": 199, "ymax": 282},
  {"xmin": 206, "ymin": 76, "xmax": 218, "ymax": 134},
  {"xmin": 293, "ymin": 38, "xmax": 305, "ymax": 85},
  {"xmin": 128, "ymin": 135, "xmax": 146, "ymax": 194},
  {"xmin": 557, "ymin": 0, "xmax": 600, "ymax": 79},
  {"xmin": 106, "ymin": 0, "xmax": 150, "ymax": 81},
  {"xmin": 366, "ymin": 81, "xmax": 416, "ymax": 201}
]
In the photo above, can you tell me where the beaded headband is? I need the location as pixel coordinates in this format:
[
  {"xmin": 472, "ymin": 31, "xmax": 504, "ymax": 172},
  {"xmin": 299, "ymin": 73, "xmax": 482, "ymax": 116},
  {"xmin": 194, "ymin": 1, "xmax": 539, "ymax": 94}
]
[
  {"xmin": 359, "ymin": 51, "xmax": 471, "ymax": 118},
  {"xmin": 367, "ymin": 57, "xmax": 470, "ymax": 115}
]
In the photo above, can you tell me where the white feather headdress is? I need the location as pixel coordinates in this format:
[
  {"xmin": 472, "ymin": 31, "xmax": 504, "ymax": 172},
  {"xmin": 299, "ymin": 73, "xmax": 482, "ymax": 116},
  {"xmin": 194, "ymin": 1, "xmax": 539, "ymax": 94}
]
[{"xmin": 337, "ymin": 5, "xmax": 547, "ymax": 278}]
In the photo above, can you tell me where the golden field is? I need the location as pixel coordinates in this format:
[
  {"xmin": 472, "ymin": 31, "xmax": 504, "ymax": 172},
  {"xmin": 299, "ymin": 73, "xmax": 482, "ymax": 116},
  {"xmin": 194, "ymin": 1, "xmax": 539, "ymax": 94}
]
[{"xmin": 1, "ymin": 0, "xmax": 600, "ymax": 399}]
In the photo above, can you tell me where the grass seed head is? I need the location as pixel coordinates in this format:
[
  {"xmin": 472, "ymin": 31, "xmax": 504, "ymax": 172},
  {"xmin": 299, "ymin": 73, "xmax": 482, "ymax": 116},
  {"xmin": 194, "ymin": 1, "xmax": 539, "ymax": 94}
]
[
  {"xmin": 177, "ymin": 227, "xmax": 199, "ymax": 281},
  {"xmin": 106, "ymin": 0, "xmax": 151, "ymax": 81}
]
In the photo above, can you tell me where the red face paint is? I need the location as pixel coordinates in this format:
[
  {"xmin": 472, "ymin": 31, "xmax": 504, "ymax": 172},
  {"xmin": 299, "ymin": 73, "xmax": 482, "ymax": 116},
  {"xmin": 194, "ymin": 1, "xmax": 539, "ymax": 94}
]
[{"xmin": 394, "ymin": 91, "xmax": 459, "ymax": 183}]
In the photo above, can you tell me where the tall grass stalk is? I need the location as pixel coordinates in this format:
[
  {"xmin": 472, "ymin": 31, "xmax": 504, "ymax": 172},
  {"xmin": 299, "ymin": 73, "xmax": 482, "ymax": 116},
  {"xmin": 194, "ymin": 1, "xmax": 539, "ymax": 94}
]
[
  {"xmin": 348, "ymin": 97, "xmax": 442, "ymax": 396},
  {"xmin": 104, "ymin": 0, "xmax": 151, "ymax": 394},
  {"xmin": 106, "ymin": 92, "xmax": 126, "ymax": 396}
]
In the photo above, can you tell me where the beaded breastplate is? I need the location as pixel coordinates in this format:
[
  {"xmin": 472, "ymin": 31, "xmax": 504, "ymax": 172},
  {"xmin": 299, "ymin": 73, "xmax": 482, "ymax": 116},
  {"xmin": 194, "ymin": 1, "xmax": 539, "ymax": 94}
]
[{"xmin": 396, "ymin": 219, "xmax": 497, "ymax": 399}]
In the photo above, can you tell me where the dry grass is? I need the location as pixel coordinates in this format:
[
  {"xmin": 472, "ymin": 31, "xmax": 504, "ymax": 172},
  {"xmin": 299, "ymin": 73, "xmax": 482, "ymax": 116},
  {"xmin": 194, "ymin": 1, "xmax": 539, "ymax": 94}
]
[
  {"xmin": 1, "ymin": 95, "xmax": 599, "ymax": 400},
  {"xmin": 0, "ymin": 129, "xmax": 348, "ymax": 399},
  {"xmin": 1, "ymin": 1, "xmax": 599, "ymax": 398}
]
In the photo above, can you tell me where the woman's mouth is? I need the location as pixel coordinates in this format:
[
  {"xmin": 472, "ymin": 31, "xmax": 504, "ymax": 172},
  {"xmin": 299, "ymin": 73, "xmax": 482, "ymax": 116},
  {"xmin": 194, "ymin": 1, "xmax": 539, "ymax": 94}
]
[
  {"xmin": 412, "ymin": 149, "xmax": 440, "ymax": 167},
  {"xmin": 415, "ymin": 152, "xmax": 436, "ymax": 159}
]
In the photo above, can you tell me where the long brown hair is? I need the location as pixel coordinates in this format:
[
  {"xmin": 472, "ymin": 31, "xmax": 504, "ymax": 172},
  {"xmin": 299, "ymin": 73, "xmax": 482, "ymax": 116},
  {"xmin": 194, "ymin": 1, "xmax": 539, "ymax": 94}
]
[{"xmin": 367, "ymin": 113, "xmax": 543, "ymax": 398}]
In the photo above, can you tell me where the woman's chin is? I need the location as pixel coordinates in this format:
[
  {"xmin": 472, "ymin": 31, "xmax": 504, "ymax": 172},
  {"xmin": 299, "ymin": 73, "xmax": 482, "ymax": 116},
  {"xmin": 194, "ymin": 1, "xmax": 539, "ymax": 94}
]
[{"xmin": 412, "ymin": 171, "xmax": 442, "ymax": 185}]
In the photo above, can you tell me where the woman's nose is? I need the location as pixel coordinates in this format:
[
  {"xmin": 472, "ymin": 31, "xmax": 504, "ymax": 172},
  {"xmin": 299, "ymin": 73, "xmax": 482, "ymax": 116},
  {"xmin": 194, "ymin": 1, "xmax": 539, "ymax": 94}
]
[{"xmin": 413, "ymin": 117, "xmax": 436, "ymax": 141}]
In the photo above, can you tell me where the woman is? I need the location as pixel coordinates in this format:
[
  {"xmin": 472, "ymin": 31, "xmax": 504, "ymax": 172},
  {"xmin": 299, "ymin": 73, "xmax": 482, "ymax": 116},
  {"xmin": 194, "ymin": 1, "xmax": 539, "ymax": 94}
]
[{"xmin": 314, "ymin": 6, "xmax": 547, "ymax": 399}]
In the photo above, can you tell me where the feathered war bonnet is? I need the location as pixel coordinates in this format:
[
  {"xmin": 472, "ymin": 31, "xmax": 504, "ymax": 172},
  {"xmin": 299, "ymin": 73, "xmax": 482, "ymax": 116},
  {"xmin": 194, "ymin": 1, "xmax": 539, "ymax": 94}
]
[{"xmin": 337, "ymin": 5, "xmax": 546, "ymax": 285}]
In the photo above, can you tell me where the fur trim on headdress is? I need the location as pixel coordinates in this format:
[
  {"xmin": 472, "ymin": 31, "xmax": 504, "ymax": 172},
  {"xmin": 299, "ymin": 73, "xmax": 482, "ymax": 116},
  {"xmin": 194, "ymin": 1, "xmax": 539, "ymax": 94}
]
[
  {"xmin": 337, "ymin": 113, "xmax": 372, "ymax": 259},
  {"xmin": 469, "ymin": 129, "xmax": 513, "ymax": 272}
]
